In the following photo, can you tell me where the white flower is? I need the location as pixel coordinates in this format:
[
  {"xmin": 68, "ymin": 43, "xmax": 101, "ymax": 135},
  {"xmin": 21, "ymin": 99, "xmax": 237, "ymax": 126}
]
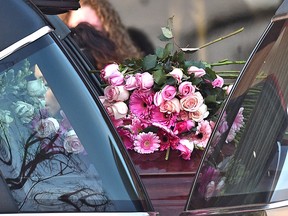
[
  {"xmin": 63, "ymin": 130, "xmax": 84, "ymax": 154},
  {"xmin": 35, "ymin": 117, "xmax": 60, "ymax": 138},
  {"xmin": 14, "ymin": 101, "xmax": 35, "ymax": 123},
  {"xmin": 27, "ymin": 79, "xmax": 47, "ymax": 97},
  {"xmin": 189, "ymin": 104, "xmax": 209, "ymax": 122},
  {"xmin": 0, "ymin": 110, "xmax": 13, "ymax": 125}
]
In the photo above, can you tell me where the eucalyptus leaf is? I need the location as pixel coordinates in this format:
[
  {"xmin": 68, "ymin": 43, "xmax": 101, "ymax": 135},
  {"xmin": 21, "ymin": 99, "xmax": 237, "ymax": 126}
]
[
  {"xmin": 158, "ymin": 33, "xmax": 171, "ymax": 42},
  {"xmin": 143, "ymin": 54, "xmax": 157, "ymax": 70},
  {"xmin": 161, "ymin": 27, "xmax": 173, "ymax": 39},
  {"xmin": 163, "ymin": 43, "xmax": 174, "ymax": 58},
  {"xmin": 153, "ymin": 69, "xmax": 166, "ymax": 85},
  {"xmin": 156, "ymin": 47, "xmax": 165, "ymax": 58}
]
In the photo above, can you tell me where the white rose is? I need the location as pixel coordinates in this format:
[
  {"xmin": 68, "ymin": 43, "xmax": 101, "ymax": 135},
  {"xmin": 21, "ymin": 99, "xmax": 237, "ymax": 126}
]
[
  {"xmin": 189, "ymin": 104, "xmax": 209, "ymax": 122},
  {"xmin": 0, "ymin": 110, "xmax": 13, "ymax": 124},
  {"xmin": 111, "ymin": 101, "xmax": 128, "ymax": 119},
  {"xmin": 35, "ymin": 117, "xmax": 60, "ymax": 137},
  {"xmin": 180, "ymin": 92, "xmax": 204, "ymax": 112},
  {"xmin": 14, "ymin": 101, "xmax": 35, "ymax": 123},
  {"xmin": 27, "ymin": 79, "xmax": 47, "ymax": 97},
  {"xmin": 63, "ymin": 130, "xmax": 84, "ymax": 154}
]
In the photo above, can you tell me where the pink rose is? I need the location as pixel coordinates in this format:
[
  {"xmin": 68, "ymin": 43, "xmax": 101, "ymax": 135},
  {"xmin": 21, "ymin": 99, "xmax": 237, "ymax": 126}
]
[
  {"xmin": 105, "ymin": 101, "xmax": 128, "ymax": 120},
  {"xmin": 212, "ymin": 75, "xmax": 224, "ymax": 88},
  {"xmin": 173, "ymin": 120, "xmax": 194, "ymax": 134},
  {"xmin": 176, "ymin": 139, "xmax": 194, "ymax": 160},
  {"xmin": 153, "ymin": 91, "xmax": 164, "ymax": 106},
  {"xmin": 180, "ymin": 91, "xmax": 204, "ymax": 112},
  {"xmin": 189, "ymin": 104, "xmax": 209, "ymax": 122},
  {"xmin": 159, "ymin": 98, "xmax": 181, "ymax": 113},
  {"xmin": 178, "ymin": 81, "xmax": 195, "ymax": 97},
  {"xmin": 169, "ymin": 68, "xmax": 183, "ymax": 83},
  {"xmin": 187, "ymin": 66, "xmax": 206, "ymax": 77},
  {"xmin": 161, "ymin": 85, "xmax": 177, "ymax": 100},
  {"xmin": 135, "ymin": 72, "xmax": 154, "ymax": 90},
  {"xmin": 223, "ymin": 84, "xmax": 233, "ymax": 95},
  {"xmin": 101, "ymin": 63, "xmax": 124, "ymax": 86},
  {"xmin": 63, "ymin": 130, "xmax": 84, "ymax": 154},
  {"xmin": 178, "ymin": 110, "xmax": 189, "ymax": 121},
  {"xmin": 104, "ymin": 85, "xmax": 129, "ymax": 102},
  {"xmin": 124, "ymin": 75, "xmax": 137, "ymax": 91}
]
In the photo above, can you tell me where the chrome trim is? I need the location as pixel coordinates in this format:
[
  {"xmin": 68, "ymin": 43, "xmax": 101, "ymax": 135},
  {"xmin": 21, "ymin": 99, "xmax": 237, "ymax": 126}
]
[
  {"xmin": 180, "ymin": 200, "xmax": 288, "ymax": 215},
  {"xmin": 272, "ymin": 13, "xmax": 288, "ymax": 22},
  {"xmin": 0, "ymin": 26, "xmax": 53, "ymax": 60},
  {"xmin": 1, "ymin": 212, "xmax": 158, "ymax": 216}
]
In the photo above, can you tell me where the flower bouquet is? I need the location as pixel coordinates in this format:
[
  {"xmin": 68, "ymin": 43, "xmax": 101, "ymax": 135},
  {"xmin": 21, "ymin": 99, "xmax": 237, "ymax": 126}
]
[{"xmin": 99, "ymin": 18, "xmax": 244, "ymax": 160}]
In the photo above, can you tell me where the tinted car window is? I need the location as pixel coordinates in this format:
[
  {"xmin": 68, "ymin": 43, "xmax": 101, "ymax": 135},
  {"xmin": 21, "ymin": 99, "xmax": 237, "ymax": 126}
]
[
  {"xmin": 187, "ymin": 19, "xmax": 288, "ymax": 210},
  {"xmin": 0, "ymin": 35, "xmax": 150, "ymax": 212}
]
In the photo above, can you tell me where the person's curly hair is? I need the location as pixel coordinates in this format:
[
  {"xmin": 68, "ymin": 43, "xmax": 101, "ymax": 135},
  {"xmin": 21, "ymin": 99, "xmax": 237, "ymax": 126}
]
[{"xmin": 59, "ymin": 0, "xmax": 143, "ymax": 62}]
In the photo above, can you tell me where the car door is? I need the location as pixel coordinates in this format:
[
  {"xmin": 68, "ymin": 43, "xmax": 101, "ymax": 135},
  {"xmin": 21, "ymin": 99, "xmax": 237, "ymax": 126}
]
[
  {"xmin": 0, "ymin": 0, "xmax": 158, "ymax": 215},
  {"xmin": 181, "ymin": 0, "xmax": 288, "ymax": 215}
]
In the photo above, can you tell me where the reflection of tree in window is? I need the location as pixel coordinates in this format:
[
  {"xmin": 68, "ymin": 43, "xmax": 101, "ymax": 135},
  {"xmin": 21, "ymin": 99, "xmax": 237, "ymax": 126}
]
[{"xmin": 0, "ymin": 59, "xmax": 112, "ymax": 212}]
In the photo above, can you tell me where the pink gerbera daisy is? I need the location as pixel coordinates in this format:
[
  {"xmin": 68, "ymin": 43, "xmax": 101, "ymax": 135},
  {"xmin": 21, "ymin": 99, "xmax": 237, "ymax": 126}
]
[
  {"xmin": 134, "ymin": 132, "xmax": 160, "ymax": 154},
  {"xmin": 150, "ymin": 106, "xmax": 177, "ymax": 128},
  {"xmin": 192, "ymin": 120, "xmax": 212, "ymax": 149},
  {"xmin": 231, "ymin": 107, "xmax": 244, "ymax": 131},
  {"xmin": 129, "ymin": 90, "xmax": 154, "ymax": 121},
  {"xmin": 152, "ymin": 123, "xmax": 180, "ymax": 150}
]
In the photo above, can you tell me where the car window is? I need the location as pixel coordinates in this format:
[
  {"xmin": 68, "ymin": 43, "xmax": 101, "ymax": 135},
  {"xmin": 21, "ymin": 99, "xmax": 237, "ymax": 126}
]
[
  {"xmin": 186, "ymin": 19, "xmax": 288, "ymax": 210},
  {"xmin": 0, "ymin": 35, "xmax": 150, "ymax": 213}
]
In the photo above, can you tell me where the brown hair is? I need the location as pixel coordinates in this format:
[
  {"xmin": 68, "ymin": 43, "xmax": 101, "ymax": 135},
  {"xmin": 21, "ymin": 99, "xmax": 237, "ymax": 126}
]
[
  {"xmin": 70, "ymin": 22, "xmax": 120, "ymax": 69},
  {"xmin": 59, "ymin": 0, "xmax": 143, "ymax": 62}
]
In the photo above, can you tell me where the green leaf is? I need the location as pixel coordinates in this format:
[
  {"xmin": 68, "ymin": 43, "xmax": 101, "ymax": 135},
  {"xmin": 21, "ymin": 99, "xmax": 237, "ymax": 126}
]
[
  {"xmin": 161, "ymin": 27, "xmax": 173, "ymax": 39},
  {"xmin": 156, "ymin": 47, "xmax": 165, "ymax": 58},
  {"xmin": 204, "ymin": 67, "xmax": 217, "ymax": 80},
  {"xmin": 142, "ymin": 54, "xmax": 157, "ymax": 70},
  {"xmin": 163, "ymin": 43, "xmax": 174, "ymax": 58},
  {"xmin": 153, "ymin": 69, "xmax": 166, "ymax": 85},
  {"xmin": 172, "ymin": 51, "xmax": 185, "ymax": 63},
  {"xmin": 158, "ymin": 33, "xmax": 171, "ymax": 41},
  {"xmin": 166, "ymin": 77, "xmax": 176, "ymax": 86},
  {"xmin": 205, "ymin": 95, "xmax": 217, "ymax": 103}
]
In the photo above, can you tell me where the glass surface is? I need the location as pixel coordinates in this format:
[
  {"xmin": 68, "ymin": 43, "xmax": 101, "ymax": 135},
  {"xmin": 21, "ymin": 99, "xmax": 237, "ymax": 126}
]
[
  {"xmin": 187, "ymin": 19, "xmax": 288, "ymax": 210},
  {"xmin": 0, "ymin": 36, "xmax": 148, "ymax": 212}
]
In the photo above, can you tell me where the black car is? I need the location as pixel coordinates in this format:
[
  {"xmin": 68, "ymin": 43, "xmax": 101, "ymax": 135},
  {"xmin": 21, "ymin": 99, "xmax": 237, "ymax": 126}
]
[
  {"xmin": 1, "ymin": 0, "xmax": 288, "ymax": 216},
  {"xmin": 0, "ymin": 0, "xmax": 156, "ymax": 215}
]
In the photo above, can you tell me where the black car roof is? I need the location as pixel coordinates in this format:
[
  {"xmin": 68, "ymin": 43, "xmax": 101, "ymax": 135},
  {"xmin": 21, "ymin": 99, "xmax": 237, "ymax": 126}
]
[
  {"xmin": 0, "ymin": 0, "xmax": 49, "ymax": 52},
  {"xmin": 31, "ymin": 0, "xmax": 80, "ymax": 15},
  {"xmin": 275, "ymin": 0, "xmax": 288, "ymax": 16}
]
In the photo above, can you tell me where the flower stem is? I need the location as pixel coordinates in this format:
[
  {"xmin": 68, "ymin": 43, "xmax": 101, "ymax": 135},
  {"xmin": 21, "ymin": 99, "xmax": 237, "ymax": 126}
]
[
  {"xmin": 165, "ymin": 148, "xmax": 170, "ymax": 160},
  {"xmin": 199, "ymin": 27, "xmax": 244, "ymax": 49},
  {"xmin": 211, "ymin": 60, "xmax": 246, "ymax": 67}
]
